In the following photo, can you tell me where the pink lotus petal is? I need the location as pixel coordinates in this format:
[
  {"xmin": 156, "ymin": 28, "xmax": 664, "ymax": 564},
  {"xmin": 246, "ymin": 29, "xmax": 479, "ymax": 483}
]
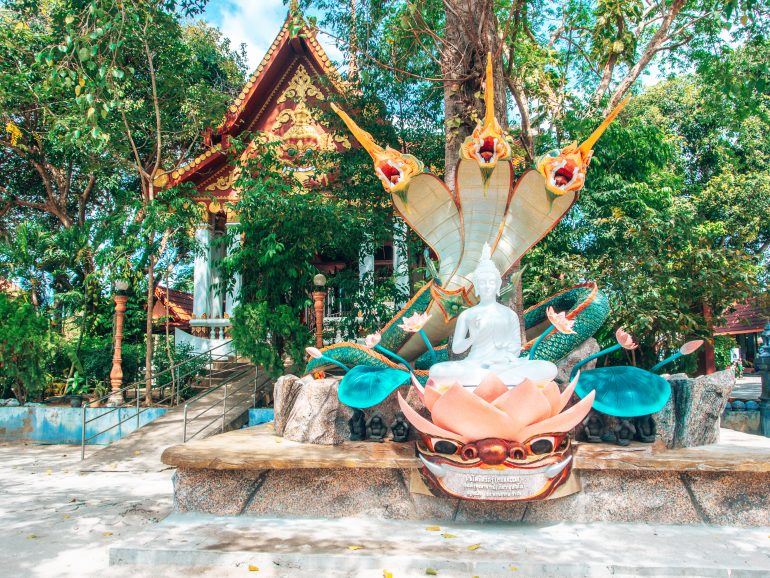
[
  {"xmin": 424, "ymin": 385, "xmax": 442, "ymax": 412},
  {"xmin": 410, "ymin": 373, "xmax": 425, "ymax": 403},
  {"xmin": 679, "ymin": 339, "xmax": 704, "ymax": 355},
  {"xmin": 615, "ymin": 327, "xmax": 638, "ymax": 350},
  {"xmin": 431, "ymin": 384, "xmax": 520, "ymax": 440},
  {"xmin": 492, "ymin": 379, "xmax": 552, "ymax": 429},
  {"xmin": 364, "ymin": 333, "xmax": 382, "ymax": 348},
  {"xmin": 397, "ymin": 392, "xmax": 467, "ymax": 443},
  {"xmin": 473, "ymin": 373, "xmax": 509, "ymax": 403},
  {"xmin": 537, "ymin": 381, "xmax": 562, "ymax": 417},
  {"xmin": 515, "ymin": 390, "xmax": 596, "ymax": 442},
  {"xmin": 556, "ymin": 371, "xmax": 580, "ymax": 415}
]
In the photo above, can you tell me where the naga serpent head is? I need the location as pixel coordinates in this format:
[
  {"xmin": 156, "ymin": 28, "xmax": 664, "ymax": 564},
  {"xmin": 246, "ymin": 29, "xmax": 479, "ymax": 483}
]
[
  {"xmin": 536, "ymin": 96, "xmax": 631, "ymax": 196},
  {"xmin": 460, "ymin": 53, "xmax": 513, "ymax": 170},
  {"xmin": 330, "ymin": 103, "xmax": 424, "ymax": 196}
]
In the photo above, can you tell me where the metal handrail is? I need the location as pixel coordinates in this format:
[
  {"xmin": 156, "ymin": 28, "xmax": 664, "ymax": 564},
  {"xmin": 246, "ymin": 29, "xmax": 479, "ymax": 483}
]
[
  {"xmin": 182, "ymin": 365, "xmax": 271, "ymax": 442},
  {"xmin": 86, "ymin": 340, "xmax": 234, "ymax": 408},
  {"xmin": 80, "ymin": 341, "xmax": 243, "ymax": 460},
  {"xmin": 183, "ymin": 369, "xmax": 258, "ymax": 442}
]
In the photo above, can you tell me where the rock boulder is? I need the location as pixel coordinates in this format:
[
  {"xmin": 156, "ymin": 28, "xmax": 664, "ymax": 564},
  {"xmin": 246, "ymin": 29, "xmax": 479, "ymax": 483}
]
[{"xmin": 655, "ymin": 370, "xmax": 735, "ymax": 448}]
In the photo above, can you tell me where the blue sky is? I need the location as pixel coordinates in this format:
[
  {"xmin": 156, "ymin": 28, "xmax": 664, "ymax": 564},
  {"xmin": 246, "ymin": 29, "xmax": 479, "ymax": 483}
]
[{"xmin": 203, "ymin": 0, "xmax": 344, "ymax": 72}]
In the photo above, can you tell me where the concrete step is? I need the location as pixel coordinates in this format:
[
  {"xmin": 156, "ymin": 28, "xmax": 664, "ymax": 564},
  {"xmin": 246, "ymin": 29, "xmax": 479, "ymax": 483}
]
[
  {"xmin": 110, "ymin": 514, "xmax": 770, "ymax": 577},
  {"xmin": 79, "ymin": 368, "xmax": 271, "ymax": 473}
]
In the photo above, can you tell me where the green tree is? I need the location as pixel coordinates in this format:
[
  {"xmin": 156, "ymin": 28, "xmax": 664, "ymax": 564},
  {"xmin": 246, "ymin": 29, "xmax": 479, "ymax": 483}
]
[
  {"xmin": 0, "ymin": 294, "xmax": 52, "ymax": 403},
  {"xmin": 0, "ymin": 0, "xmax": 246, "ymax": 396}
]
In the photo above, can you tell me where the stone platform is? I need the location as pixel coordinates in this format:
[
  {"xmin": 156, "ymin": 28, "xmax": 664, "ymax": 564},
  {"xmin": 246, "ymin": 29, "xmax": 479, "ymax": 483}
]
[{"xmin": 161, "ymin": 424, "xmax": 770, "ymax": 526}]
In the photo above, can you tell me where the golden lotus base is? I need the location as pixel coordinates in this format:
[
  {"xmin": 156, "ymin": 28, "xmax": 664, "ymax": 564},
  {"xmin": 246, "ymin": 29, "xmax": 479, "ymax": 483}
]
[{"xmin": 162, "ymin": 425, "xmax": 770, "ymax": 526}]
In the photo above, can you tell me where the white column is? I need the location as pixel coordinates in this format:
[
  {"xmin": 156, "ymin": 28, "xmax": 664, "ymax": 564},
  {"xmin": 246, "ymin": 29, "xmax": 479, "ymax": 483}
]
[
  {"xmin": 359, "ymin": 251, "xmax": 374, "ymax": 283},
  {"xmin": 209, "ymin": 230, "xmax": 224, "ymax": 319},
  {"xmin": 393, "ymin": 218, "xmax": 410, "ymax": 306},
  {"xmin": 224, "ymin": 221, "xmax": 241, "ymax": 316},
  {"xmin": 192, "ymin": 224, "xmax": 210, "ymax": 319}
]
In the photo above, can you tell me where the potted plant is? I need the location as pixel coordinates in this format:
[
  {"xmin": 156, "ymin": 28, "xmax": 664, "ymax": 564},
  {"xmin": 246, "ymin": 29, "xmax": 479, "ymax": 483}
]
[{"xmin": 65, "ymin": 372, "xmax": 90, "ymax": 407}]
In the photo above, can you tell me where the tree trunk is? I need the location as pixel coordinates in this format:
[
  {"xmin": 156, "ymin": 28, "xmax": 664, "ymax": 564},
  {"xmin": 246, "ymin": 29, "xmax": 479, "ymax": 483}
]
[
  {"xmin": 145, "ymin": 252, "xmax": 155, "ymax": 405},
  {"xmin": 442, "ymin": 1, "xmax": 527, "ymax": 341},
  {"xmin": 441, "ymin": 0, "xmax": 506, "ymax": 187}
]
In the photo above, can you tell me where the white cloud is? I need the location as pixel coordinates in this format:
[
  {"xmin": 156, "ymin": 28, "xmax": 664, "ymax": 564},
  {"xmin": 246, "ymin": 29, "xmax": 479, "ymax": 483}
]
[{"xmin": 205, "ymin": 0, "xmax": 346, "ymax": 73}]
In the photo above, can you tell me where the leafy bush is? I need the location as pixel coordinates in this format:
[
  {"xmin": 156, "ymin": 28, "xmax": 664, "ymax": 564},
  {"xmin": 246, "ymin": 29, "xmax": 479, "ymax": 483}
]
[
  {"xmin": 713, "ymin": 335, "xmax": 735, "ymax": 372},
  {"xmin": 153, "ymin": 340, "xmax": 207, "ymax": 401},
  {"xmin": 0, "ymin": 294, "xmax": 52, "ymax": 403}
]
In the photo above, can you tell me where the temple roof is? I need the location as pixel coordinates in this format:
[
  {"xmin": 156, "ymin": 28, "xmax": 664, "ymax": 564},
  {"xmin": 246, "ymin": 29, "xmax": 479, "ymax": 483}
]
[
  {"xmin": 714, "ymin": 296, "xmax": 770, "ymax": 335},
  {"xmin": 155, "ymin": 10, "xmax": 349, "ymax": 195},
  {"xmin": 153, "ymin": 285, "xmax": 193, "ymax": 329}
]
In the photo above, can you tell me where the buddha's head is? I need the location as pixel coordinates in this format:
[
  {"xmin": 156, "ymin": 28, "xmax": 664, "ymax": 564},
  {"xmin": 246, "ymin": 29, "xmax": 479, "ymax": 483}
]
[{"xmin": 471, "ymin": 243, "xmax": 502, "ymax": 302}]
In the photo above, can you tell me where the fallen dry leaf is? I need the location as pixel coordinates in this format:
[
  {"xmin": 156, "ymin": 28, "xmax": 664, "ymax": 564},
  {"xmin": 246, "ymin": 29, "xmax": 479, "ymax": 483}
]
[
  {"xmin": 425, "ymin": 525, "xmax": 441, "ymax": 531},
  {"xmin": 441, "ymin": 533, "xmax": 457, "ymax": 539},
  {"xmin": 103, "ymin": 531, "xmax": 113, "ymax": 537},
  {"xmin": 467, "ymin": 544, "xmax": 481, "ymax": 551},
  {"xmin": 27, "ymin": 534, "xmax": 37, "ymax": 539},
  {"xmin": 347, "ymin": 545, "xmax": 364, "ymax": 551},
  {"xmin": 383, "ymin": 571, "xmax": 393, "ymax": 578},
  {"xmin": 510, "ymin": 566, "xmax": 518, "ymax": 571},
  {"xmin": 248, "ymin": 565, "xmax": 259, "ymax": 572},
  {"xmin": 425, "ymin": 569, "xmax": 438, "ymax": 576}
]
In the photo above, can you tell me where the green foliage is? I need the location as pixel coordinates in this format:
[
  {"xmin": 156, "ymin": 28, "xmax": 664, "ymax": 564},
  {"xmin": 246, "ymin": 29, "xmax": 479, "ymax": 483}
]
[
  {"xmin": 524, "ymin": 55, "xmax": 769, "ymax": 365},
  {"xmin": 713, "ymin": 335, "xmax": 735, "ymax": 372},
  {"xmin": 0, "ymin": 0, "xmax": 246, "ymax": 388},
  {"xmin": 227, "ymin": 96, "xmax": 409, "ymax": 375},
  {"xmin": 152, "ymin": 340, "xmax": 206, "ymax": 401},
  {"xmin": 0, "ymin": 294, "xmax": 52, "ymax": 403}
]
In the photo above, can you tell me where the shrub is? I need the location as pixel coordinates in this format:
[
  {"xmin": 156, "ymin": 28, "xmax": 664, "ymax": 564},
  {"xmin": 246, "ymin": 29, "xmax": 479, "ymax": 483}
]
[{"xmin": 0, "ymin": 294, "xmax": 52, "ymax": 403}]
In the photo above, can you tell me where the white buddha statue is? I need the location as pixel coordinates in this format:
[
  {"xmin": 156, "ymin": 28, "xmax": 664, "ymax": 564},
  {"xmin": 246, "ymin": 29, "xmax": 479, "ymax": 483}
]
[{"xmin": 429, "ymin": 243, "xmax": 558, "ymax": 387}]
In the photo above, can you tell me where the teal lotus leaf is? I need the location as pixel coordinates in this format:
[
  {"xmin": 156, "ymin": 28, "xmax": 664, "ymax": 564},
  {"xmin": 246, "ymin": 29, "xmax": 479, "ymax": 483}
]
[
  {"xmin": 337, "ymin": 365, "xmax": 411, "ymax": 409},
  {"xmin": 575, "ymin": 366, "xmax": 671, "ymax": 418}
]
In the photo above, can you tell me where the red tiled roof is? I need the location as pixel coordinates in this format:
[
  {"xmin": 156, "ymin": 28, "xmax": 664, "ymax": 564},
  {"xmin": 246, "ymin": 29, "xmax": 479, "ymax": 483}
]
[
  {"xmin": 714, "ymin": 296, "xmax": 770, "ymax": 335},
  {"xmin": 0, "ymin": 278, "xmax": 23, "ymax": 296},
  {"xmin": 153, "ymin": 285, "xmax": 193, "ymax": 328}
]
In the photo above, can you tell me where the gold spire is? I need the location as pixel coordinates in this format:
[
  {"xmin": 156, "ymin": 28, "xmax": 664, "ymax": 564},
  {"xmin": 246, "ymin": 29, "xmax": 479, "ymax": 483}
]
[
  {"xmin": 578, "ymin": 96, "xmax": 631, "ymax": 156},
  {"xmin": 459, "ymin": 52, "xmax": 512, "ymax": 169},
  {"xmin": 482, "ymin": 52, "xmax": 498, "ymax": 133}
]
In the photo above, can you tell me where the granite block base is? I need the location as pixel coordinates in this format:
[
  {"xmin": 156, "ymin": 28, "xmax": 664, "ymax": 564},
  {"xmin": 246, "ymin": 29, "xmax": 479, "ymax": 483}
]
[{"xmin": 172, "ymin": 466, "xmax": 770, "ymax": 527}]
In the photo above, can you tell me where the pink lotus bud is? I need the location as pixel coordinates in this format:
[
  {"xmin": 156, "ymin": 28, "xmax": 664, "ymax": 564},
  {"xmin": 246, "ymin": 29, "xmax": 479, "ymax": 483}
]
[
  {"xmin": 365, "ymin": 333, "xmax": 382, "ymax": 348},
  {"xmin": 679, "ymin": 339, "xmax": 704, "ymax": 355},
  {"xmin": 615, "ymin": 327, "xmax": 638, "ymax": 350},
  {"xmin": 306, "ymin": 347, "xmax": 323, "ymax": 359},
  {"xmin": 398, "ymin": 312, "xmax": 431, "ymax": 333},
  {"xmin": 546, "ymin": 306, "xmax": 576, "ymax": 334}
]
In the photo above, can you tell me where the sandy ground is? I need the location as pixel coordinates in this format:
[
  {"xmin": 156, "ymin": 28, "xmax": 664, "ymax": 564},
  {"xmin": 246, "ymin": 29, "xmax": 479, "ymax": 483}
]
[{"xmin": 0, "ymin": 442, "xmax": 173, "ymax": 578}]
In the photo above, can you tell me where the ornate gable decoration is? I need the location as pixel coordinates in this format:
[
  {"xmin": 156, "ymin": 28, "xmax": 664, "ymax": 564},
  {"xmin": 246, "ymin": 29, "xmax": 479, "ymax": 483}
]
[{"xmin": 268, "ymin": 64, "xmax": 351, "ymax": 184}]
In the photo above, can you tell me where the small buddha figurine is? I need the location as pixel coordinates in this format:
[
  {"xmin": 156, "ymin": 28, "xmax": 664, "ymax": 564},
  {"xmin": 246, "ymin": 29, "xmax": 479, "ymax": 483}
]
[{"xmin": 429, "ymin": 243, "xmax": 558, "ymax": 387}]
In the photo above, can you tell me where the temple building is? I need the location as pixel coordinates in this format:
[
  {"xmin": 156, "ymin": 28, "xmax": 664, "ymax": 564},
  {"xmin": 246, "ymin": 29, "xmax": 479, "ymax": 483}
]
[
  {"xmin": 155, "ymin": 9, "xmax": 405, "ymax": 352},
  {"xmin": 714, "ymin": 296, "xmax": 770, "ymax": 371}
]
